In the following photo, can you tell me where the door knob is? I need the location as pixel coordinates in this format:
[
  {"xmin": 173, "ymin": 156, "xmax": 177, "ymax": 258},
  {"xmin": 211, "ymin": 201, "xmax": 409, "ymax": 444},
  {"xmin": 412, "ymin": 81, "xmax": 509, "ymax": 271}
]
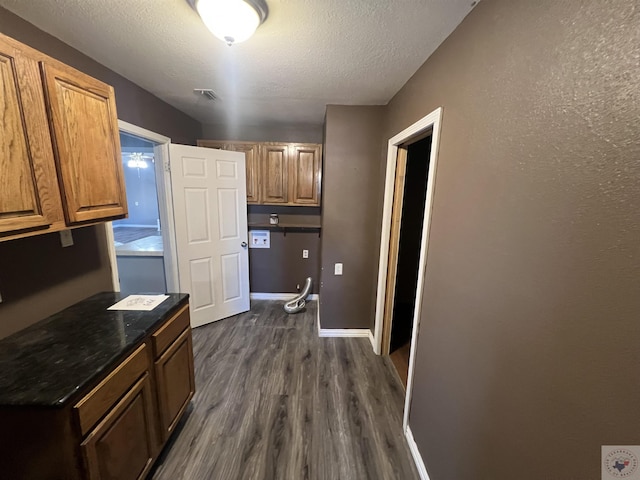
[{"xmin": 241, "ymin": 241, "xmax": 248, "ymax": 247}]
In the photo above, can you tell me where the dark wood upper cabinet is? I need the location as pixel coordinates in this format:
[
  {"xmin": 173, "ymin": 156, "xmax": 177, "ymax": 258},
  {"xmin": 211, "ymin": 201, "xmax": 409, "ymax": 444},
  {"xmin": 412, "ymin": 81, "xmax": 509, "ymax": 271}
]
[
  {"xmin": 228, "ymin": 142, "xmax": 260, "ymax": 204},
  {"xmin": 0, "ymin": 36, "xmax": 64, "ymax": 236},
  {"xmin": 198, "ymin": 139, "xmax": 322, "ymax": 206},
  {"xmin": 197, "ymin": 140, "xmax": 261, "ymax": 204},
  {"xmin": 261, "ymin": 143, "xmax": 289, "ymax": 204},
  {"xmin": 290, "ymin": 143, "xmax": 321, "ymax": 205},
  {"xmin": 0, "ymin": 32, "xmax": 127, "ymax": 242},
  {"xmin": 41, "ymin": 62, "xmax": 127, "ymax": 224}
]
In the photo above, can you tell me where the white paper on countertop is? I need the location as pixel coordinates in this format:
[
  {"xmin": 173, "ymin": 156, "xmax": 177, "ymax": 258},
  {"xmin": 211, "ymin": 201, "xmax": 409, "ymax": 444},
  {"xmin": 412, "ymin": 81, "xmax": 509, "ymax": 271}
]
[{"xmin": 107, "ymin": 294, "xmax": 169, "ymax": 311}]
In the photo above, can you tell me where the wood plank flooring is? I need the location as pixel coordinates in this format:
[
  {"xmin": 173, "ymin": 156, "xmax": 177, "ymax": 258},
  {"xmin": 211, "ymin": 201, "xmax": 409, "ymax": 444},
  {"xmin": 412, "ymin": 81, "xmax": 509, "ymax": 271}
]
[
  {"xmin": 150, "ymin": 300, "xmax": 419, "ymax": 480},
  {"xmin": 390, "ymin": 342, "xmax": 411, "ymax": 388}
]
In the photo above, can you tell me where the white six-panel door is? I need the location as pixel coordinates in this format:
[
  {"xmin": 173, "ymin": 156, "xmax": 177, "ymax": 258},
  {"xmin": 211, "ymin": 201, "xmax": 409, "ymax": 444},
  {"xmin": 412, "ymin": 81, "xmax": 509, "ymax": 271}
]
[{"xmin": 170, "ymin": 144, "xmax": 250, "ymax": 327}]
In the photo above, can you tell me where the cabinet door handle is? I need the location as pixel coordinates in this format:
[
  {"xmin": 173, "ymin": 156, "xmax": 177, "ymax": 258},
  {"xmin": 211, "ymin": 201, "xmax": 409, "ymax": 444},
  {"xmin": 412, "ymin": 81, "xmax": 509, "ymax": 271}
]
[{"xmin": 241, "ymin": 241, "xmax": 248, "ymax": 247}]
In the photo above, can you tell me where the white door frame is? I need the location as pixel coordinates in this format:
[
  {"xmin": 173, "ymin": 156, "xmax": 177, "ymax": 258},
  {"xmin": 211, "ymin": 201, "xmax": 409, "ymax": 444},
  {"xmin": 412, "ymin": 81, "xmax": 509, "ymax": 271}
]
[
  {"xmin": 372, "ymin": 107, "xmax": 443, "ymax": 432},
  {"xmin": 104, "ymin": 120, "xmax": 179, "ymax": 293}
]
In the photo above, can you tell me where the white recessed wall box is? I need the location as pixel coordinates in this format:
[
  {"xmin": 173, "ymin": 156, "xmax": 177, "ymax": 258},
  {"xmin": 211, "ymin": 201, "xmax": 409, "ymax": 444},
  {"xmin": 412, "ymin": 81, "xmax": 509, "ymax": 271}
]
[{"xmin": 249, "ymin": 230, "xmax": 270, "ymax": 248}]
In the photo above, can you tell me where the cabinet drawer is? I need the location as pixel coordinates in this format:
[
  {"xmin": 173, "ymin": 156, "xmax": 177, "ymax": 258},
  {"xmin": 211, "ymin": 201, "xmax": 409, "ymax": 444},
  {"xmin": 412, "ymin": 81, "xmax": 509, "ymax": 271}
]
[
  {"xmin": 152, "ymin": 304, "xmax": 190, "ymax": 358},
  {"xmin": 74, "ymin": 344, "xmax": 148, "ymax": 436}
]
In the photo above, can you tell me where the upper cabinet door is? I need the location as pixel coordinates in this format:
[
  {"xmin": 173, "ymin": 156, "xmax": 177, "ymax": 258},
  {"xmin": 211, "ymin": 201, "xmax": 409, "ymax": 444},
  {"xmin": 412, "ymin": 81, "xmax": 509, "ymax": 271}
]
[
  {"xmin": 290, "ymin": 144, "xmax": 321, "ymax": 205},
  {"xmin": 197, "ymin": 140, "xmax": 260, "ymax": 203},
  {"xmin": 260, "ymin": 143, "xmax": 289, "ymax": 204},
  {"xmin": 0, "ymin": 41, "xmax": 62, "ymax": 235},
  {"xmin": 41, "ymin": 62, "xmax": 127, "ymax": 224},
  {"xmin": 228, "ymin": 142, "xmax": 259, "ymax": 204}
]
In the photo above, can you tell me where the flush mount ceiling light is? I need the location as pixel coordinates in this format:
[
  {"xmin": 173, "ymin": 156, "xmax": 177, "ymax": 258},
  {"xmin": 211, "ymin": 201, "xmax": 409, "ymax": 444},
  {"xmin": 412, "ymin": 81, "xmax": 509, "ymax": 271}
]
[
  {"xmin": 188, "ymin": 0, "xmax": 268, "ymax": 46},
  {"xmin": 126, "ymin": 152, "xmax": 152, "ymax": 169}
]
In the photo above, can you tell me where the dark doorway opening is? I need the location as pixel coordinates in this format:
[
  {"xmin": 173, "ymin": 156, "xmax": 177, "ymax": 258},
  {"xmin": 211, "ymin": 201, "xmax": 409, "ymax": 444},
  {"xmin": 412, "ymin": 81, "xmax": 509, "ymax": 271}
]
[{"xmin": 389, "ymin": 135, "xmax": 432, "ymax": 386}]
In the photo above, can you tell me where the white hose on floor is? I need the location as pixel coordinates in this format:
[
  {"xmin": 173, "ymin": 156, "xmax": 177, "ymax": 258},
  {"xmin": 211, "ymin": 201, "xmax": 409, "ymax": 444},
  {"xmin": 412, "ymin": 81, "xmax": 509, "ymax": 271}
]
[{"xmin": 284, "ymin": 277, "xmax": 313, "ymax": 314}]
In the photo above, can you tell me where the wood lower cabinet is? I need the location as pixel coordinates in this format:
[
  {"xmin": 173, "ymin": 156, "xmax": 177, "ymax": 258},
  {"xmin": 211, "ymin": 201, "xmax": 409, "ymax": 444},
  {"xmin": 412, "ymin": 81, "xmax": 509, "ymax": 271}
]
[
  {"xmin": 0, "ymin": 300, "xmax": 194, "ymax": 480},
  {"xmin": 78, "ymin": 305, "xmax": 195, "ymax": 479},
  {"xmin": 154, "ymin": 328, "xmax": 196, "ymax": 441},
  {"xmin": 198, "ymin": 139, "xmax": 322, "ymax": 206},
  {"xmin": 81, "ymin": 373, "xmax": 158, "ymax": 480},
  {"xmin": 0, "ymin": 32, "xmax": 127, "ymax": 241},
  {"xmin": 74, "ymin": 344, "xmax": 150, "ymax": 436}
]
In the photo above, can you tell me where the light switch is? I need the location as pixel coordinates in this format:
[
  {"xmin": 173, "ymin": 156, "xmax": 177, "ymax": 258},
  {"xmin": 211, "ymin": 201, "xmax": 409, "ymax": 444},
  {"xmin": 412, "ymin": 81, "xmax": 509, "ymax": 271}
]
[
  {"xmin": 303, "ymin": 249, "xmax": 309, "ymax": 259},
  {"xmin": 334, "ymin": 263, "xmax": 343, "ymax": 275}
]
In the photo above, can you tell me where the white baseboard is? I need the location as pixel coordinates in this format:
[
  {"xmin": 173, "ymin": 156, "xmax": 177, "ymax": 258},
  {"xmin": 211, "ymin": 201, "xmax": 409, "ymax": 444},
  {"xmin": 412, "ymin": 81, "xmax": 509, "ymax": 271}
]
[
  {"xmin": 250, "ymin": 292, "xmax": 319, "ymax": 301},
  {"xmin": 315, "ymin": 298, "xmax": 374, "ymax": 338},
  {"xmin": 318, "ymin": 328, "xmax": 373, "ymax": 338},
  {"xmin": 405, "ymin": 426, "xmax": 430, "ymax": 480},
  {"xmin": 367, "ymin": 329, "xmax": 375, "ymax": 350}
]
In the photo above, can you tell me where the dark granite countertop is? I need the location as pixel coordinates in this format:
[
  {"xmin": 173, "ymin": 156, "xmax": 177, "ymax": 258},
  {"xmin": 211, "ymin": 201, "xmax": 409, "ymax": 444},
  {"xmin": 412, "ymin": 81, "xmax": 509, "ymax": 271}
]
[{"xmin": 0, "ymin": 292, "xmax": 189, "ymax": 408}]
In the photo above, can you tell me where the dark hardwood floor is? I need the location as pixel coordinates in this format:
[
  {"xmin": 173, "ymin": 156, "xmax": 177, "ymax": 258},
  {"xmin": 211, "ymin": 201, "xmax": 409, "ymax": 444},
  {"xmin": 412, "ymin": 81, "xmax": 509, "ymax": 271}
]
[
  {"xmin": 390, "ymin": 342, "xmax": 411, "ymax": 388},
  {"xmin": 150, "ymin": 300, "xmax": 419, "ymax": 480}
]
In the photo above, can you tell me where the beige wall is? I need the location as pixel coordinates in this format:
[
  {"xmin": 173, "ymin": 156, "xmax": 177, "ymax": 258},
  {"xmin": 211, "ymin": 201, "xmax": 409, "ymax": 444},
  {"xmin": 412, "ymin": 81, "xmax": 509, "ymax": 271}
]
[
  {"xmin": 385, "ymin": 0, "xmax": 640, "ymax": 478},
  {"xmin": 320, "ymin": 105, "xmax": 386, "ymax": 329},
  {"xmin": 0, "ymin": 8, "xmax": 202, "ymax": 338}
]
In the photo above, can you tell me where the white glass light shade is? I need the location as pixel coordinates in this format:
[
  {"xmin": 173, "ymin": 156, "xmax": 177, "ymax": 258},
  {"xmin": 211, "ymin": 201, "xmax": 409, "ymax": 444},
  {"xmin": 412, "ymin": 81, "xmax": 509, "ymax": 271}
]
[
  {"xmin": 196, "ymin": 0, "xmax": 261, "ymax": 45},
  {"xmin": 127, "ymin": 153, "xmax": 149, "ymax": 169},
  {"xmin": 127, "ymin": 159, "xmax": 148, "ymax": 169}
]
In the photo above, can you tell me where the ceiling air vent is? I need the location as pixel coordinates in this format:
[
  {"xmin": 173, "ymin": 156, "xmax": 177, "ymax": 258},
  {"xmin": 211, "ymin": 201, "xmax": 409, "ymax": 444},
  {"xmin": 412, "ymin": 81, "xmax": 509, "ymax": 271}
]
[{"xmin": 194, "ymin": 88, "xmax": 220, "ymax": 101}]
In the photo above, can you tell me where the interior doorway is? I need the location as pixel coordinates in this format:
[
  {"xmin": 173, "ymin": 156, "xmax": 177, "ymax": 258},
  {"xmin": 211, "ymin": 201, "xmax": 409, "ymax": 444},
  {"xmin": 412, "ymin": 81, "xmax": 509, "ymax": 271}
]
[
  {"xmin": 105, "ymin": 123, "xmax": 251, "ymax": 328},
  {"xmin": 373, "ymin": 107, "xmax": 443, "ymax": 435},
  {"xmin": 104, "ymin": 120, "xmax": 179, "ymax": 294},
  {"xmin": 112, "ymin": 132, "xmax": 166, "ymax": 293},
  {"xmin": 385, "ymin": 136, "xmax": 432, "ymax": 386}
]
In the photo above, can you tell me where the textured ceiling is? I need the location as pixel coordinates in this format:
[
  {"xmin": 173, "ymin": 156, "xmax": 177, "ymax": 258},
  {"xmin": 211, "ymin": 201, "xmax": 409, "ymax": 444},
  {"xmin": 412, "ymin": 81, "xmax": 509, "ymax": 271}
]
[{"xmin": 0, "ymin": 0, "xmax": 478, "ymax": 127}]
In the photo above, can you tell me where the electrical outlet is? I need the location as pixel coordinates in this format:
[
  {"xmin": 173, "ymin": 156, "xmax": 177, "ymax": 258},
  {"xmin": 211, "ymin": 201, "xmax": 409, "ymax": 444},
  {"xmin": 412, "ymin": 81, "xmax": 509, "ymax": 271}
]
[
  {"xmin": 59, "ymin": 230, "xmax": 74, "ymax": 248},
  {"xmin": 302, "ymin": 249, "xmax": 309, "ymax": 259},
  {"xmin": 334, "ymin": 263, "xmax": 343, "ymax": 275}
]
